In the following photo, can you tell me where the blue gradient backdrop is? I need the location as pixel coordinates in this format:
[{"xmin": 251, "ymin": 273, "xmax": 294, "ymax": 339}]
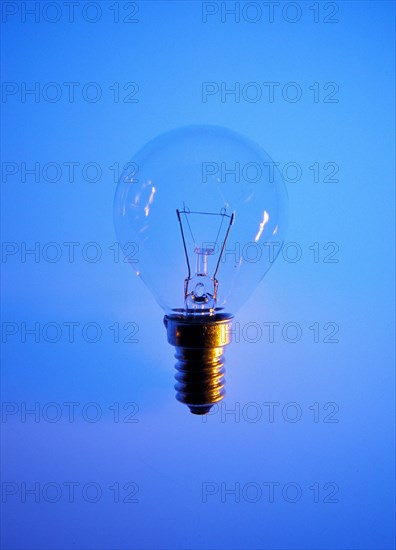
[{"xmin": 1, "ymin": 1, "xmax": 395, "ymax": 549}]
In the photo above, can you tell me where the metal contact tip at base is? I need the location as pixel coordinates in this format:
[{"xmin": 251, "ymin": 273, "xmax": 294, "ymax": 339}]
[{"xmin": 188, "ymin": 405, "xmax": 213, "ymax": 415}]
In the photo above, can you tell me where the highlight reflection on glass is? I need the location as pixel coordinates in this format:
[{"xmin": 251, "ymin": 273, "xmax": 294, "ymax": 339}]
[{"xmin": 114, "ymin": 125, "xmax": 288, "ymax": 414}]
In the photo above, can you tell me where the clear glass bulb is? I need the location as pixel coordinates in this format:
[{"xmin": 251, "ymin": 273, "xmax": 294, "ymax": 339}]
[
  {"xmin": 114, "ymin": 125, "xmax": 287, "ymax": 316},
  {"xmin": 113, "ymin": 125, "xmax": 288, "ymax": 414}
]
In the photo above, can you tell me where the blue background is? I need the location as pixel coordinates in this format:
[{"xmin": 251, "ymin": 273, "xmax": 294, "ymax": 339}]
[{"xmin": 1, "ymin": 1, "xmax": 395, "ymax": 549}]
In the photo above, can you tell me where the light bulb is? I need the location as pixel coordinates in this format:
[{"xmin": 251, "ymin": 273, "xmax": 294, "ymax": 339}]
[{"xmin": 114, "ymin": 125, "xmax": 287, "ymax": 414}]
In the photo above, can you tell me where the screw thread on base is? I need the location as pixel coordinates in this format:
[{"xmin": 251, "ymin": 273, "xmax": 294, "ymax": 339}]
[
  {"xmin": 164, "ymin": 313, "xmax": 233, "ymax": 415},
  {"xmin": 174, "ymin": 347, "xmax": 226, "ymax": 415}
]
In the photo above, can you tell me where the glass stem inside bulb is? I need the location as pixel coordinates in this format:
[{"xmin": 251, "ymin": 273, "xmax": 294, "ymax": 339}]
[
  {"xmin": 185, "ymin": 246, "xmax": 217, "ymax": 312},
  {"xmin": 177, "ymin": 208, "xmax": 234, "ymax": 315},
  {"xmin": 195, "ymin": 246, "xmax": 213, "ymax": 276}
]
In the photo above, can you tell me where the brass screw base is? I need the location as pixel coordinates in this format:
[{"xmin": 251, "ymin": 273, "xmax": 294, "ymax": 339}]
[{"xmin": 164, "ymin": 313, "xmax": 233, "ymax": 415}]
